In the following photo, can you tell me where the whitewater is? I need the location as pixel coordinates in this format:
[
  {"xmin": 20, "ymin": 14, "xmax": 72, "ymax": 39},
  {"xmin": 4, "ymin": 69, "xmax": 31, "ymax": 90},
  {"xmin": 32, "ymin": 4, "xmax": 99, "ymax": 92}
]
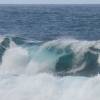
[{"xmin": 0, "ymin": 37, "xmax": 100, "ymax": 100}]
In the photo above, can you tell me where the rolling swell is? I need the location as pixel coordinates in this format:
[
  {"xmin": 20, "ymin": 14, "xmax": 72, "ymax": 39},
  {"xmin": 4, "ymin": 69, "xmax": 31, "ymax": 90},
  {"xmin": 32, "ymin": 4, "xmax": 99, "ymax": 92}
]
[{"xmin": 0, "ymin": 37, "xmax": 100, "ymax": 76}]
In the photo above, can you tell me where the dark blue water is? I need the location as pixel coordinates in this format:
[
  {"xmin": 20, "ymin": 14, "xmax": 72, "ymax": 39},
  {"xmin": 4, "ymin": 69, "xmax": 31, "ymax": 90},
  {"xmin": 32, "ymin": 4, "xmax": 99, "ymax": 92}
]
[{"xmin": 0, "ymin": 4, "xmax": 100, "ymax": 40}]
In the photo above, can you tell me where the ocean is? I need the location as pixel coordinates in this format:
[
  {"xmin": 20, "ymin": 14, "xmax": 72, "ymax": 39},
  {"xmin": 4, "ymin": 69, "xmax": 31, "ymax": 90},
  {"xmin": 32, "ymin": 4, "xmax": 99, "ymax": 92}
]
[{"xmin": 0, "ymin": 4, "xmax": 100, "ymax": 100}]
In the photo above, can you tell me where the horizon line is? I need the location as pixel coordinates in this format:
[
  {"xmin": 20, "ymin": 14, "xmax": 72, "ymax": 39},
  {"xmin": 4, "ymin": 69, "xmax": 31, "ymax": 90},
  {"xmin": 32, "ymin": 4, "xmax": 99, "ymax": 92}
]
[{"xmin": 0, "ymin": 3, "xmax": 100, "ymax": 5}]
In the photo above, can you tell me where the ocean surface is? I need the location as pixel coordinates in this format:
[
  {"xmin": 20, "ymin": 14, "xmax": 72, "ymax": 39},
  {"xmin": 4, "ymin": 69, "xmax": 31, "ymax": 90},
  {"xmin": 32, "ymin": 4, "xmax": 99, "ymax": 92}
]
[{"xmin": 0, "ymin": 4, "xmax": 100, "ymax": 100}]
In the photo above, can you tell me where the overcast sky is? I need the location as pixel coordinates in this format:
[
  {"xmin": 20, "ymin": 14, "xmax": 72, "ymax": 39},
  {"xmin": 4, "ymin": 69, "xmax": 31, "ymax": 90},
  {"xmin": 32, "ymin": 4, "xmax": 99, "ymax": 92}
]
[{"xmin": 0, "ymin": 0, "xmax": 100, "ymax": 4}]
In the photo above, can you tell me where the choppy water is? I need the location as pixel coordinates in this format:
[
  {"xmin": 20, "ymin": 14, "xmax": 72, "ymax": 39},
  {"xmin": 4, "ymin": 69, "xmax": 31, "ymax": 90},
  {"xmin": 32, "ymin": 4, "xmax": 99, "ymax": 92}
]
[{"xmin": 0, "ymin": 4, "xmax": 100, "ymax": 100}]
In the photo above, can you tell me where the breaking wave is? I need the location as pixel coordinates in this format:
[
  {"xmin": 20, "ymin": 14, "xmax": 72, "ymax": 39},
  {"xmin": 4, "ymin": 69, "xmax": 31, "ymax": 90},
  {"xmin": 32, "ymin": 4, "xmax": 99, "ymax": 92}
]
[
  {"xmin": 0, "ymin": 36, "xmax": 100, "ymax": 100},
  {"xmin": 1, "ymin": 36, "xmax": 100, "ymax": 76}
]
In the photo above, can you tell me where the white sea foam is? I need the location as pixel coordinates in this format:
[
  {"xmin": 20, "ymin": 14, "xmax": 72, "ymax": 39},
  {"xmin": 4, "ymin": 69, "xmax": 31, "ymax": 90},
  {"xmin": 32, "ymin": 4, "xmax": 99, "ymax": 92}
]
[
  {"xmin": 0, "ymin": 73, "xmax": 99, "ymax": 100},
  {"xmin": 0, "ymin": 45, "xmax": 30, "ymax": 74}
]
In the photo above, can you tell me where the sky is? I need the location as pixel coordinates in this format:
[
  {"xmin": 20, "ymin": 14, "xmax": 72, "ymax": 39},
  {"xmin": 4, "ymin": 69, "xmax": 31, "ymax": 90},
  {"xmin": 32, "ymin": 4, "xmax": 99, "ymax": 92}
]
[{"xmin": 0, "ymin": 0, "xmax": 100, "ymax": 4}]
